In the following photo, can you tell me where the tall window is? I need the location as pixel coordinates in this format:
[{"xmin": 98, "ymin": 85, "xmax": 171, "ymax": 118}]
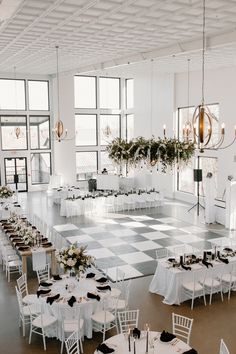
[
  {"xmin": 74, "ymin": 75, "xmax": 134, "ymax": 180},
  {"xmin": 0, "ymin": 78, "xmax": 51, "ymax": 188},
  {"xmin": 28, "ymin": 81, "xmax": 49, "ymax": 110},
  {"xmin": 0, "ymin": 79, "xmax": 26, "ymax": 110},
  {"xmin": 29, "ymin": 116, "xmax": 50, "ymax": 149},
  {"xmin": 1, "ymin": 116, "xmax": 27, "ymax": 150},
  {"xmin": 177, "ymin": 104, "xmax": 219, "ymax": 195},
  {"xmin": 31, "ymin": 153, "xmax": 51, "ymax": 184}
]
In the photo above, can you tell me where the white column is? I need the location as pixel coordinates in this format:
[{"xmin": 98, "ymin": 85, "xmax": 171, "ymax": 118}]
[{"xmin": 52, "ymin": 74, "xmax": 76, "ymax": 185}]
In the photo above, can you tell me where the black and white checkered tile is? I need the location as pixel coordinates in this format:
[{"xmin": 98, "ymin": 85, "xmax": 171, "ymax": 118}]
[{"xmin": 53, "ymin": 214, "xmax": 229, "ymax": 282}]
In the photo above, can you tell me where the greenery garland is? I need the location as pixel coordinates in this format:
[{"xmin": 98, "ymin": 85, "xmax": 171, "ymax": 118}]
[{"xmin": 107, "ymin": 137, "xmax": 195, "ymax": 172}]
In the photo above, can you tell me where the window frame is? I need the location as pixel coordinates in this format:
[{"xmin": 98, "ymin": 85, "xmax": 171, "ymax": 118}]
[
  {"xmin": 30, "ymin": 151, "xmax": 52, "ymax": 185},
  {"xmin": 74, "ymin": 75, "xmax": 97, "ymax": 109},
  {"xmin": 29, "ymin": 115, "xmax": 51, "ymax": 150},
  {"xmin": 76, "ymin": 150, "xmax": 98, "ymax": 181}
]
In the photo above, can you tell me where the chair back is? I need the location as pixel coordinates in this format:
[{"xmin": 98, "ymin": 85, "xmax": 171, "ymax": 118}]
[
  {"xmin": 36, "ymin": 263, "xmax": 50, "ymax": 283},
  {"xmin": 95, "ymin": 260, "xmax": 108, "ymax": 276},
  {"xmin": 118, "ymin": 309, "xmax": 139, "ymax": 334},
  {"xmin": 220, "ymin": 339, "xmax": 230, "ymax": 354},
  {"xmin": 17, "ymin": 273, "xmax": 28, "ymax": 297},
  {"xmin": 172, "ymin": 313, "xmax": 193, "ymax": 345},
  {"xmin": 15, "ymin": 285, "xmax": 24, "ymax": 314},
  {"xmin": 65, "ymin": 331, "xmax": 80, "ymax": 354},
  {"xmin": 173, "ymin": 245, "xmax": 186, "ymax": 257},
  {"xmin": 156, "ymin": 248, "xmax": 168, "ymax": 260}
]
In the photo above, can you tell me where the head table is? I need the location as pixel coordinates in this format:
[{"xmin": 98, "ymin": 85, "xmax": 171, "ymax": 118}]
[{"xmin": 95, "ymin": 332, "xmax": 191, "ymax": 354}]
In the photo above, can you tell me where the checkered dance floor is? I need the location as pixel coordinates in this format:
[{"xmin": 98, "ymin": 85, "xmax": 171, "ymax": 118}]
[{"xmin": 54, "ymin": 213, "xmax": 228, "ymax": 282}]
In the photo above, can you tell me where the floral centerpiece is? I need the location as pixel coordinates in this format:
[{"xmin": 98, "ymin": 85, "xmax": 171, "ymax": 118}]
[
  {"xmin": 0, "ymin": 185, "xmax": 14, "ymax": 199},
  {"xmin": 56, "ymin": 244, "xmax": 95, "ymax": 276},
  {"xmin": 19, "ymin": 226, "xmax": 37, "ymax": 245}
]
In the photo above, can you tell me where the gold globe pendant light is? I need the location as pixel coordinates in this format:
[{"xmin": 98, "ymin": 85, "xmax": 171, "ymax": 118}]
[
  {"xmin": 193, "ymin": 0, "xmax": 236, "ymax": 152},
  {"xmin": 52, "ymin": 45, "xmax": 68, "ymax": 142}
]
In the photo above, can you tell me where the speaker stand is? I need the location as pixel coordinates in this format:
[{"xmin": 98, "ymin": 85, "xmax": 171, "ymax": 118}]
[{"xmin": 188, "ymin": 180, "xmax": 205, "ymax": 216}]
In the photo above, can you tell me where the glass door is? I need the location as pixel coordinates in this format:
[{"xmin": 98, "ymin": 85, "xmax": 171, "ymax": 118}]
[{"xmin": 4, "ymin": 157, "xmax": 28, "ymax": 192}]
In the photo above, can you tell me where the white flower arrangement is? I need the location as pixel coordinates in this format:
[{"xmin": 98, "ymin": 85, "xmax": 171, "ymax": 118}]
[
  {"xmin": 0, "ymin": 185, "xmax": 14, "ymax": 199},
  {"xmin": 20, "ymin": 227, "xmax": 36, "ymax": 245},
  {"xmin": 57, "ymin": 244, "xmax": 95, "ymax": 275}
]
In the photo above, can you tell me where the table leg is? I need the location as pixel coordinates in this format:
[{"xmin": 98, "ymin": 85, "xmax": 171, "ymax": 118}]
[
  {"xmin": 21, "ymin": 255, "xmax": 27, "ymax": 275},
  {"xmin": 51, "ymin": 250, "xmax": 57, "ymax": 274}
]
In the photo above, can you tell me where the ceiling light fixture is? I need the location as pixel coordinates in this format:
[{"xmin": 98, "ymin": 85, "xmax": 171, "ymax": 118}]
[
  {"xmin": 192, "ymin": 0, "xmax": 236, "ymax": 152},
  {"xmin": 52, "ymin": 45, "xmax": 68, "ymax": 142}
]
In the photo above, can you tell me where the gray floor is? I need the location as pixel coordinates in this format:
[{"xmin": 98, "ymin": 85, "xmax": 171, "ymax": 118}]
[{"xmin": 1, "ymin": 192, "xmax": 235, "ymax": 354}]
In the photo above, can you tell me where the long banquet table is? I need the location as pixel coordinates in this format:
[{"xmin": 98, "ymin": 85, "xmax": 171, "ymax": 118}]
[
  {"xmin": 149, "ymin": 256, "xmax": 235, "ymax": 305},
  {"xmin": 95, "ymin": 332, "xmax": 191, "ymax": 354}
]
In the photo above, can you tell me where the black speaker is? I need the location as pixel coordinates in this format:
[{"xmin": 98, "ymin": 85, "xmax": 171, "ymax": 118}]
[{"xmin": 194, "ymin": 169, "xmax": 202, "ymax": 182}]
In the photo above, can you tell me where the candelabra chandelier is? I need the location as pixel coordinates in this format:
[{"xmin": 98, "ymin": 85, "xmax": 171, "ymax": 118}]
[
  {"xmin": 187, "ymin": 0, "xmax": 236, "ymax": 152},
  {"xmin": 52, "ymin": 46, "xmax": 68, "ymax": 142}
]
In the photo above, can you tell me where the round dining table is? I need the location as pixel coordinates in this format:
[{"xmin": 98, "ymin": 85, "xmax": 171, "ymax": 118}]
[
  {"xmin": 40, "ymin": 272, "xmax": 116, "ymax": 339},
  {"xmin": 95, "ymin": 332, "xmax": 192, "ymax": 354}
]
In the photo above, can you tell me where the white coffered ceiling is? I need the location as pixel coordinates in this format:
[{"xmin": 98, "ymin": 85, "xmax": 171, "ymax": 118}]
[{"xmin": 1, "ymin": 0, "xmax": 236, "ymax": 75}]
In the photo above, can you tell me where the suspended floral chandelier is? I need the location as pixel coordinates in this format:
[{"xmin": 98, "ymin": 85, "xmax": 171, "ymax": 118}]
[
  {"xmin": 52, "ymin": 45, "xmax": 68, "ymax": 142},
  {"xmin": 192, "ymin": 0, "xmax": 236, "ymax": 152}
]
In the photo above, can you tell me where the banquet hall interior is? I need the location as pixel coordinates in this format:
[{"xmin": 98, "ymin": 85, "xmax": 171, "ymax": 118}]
[{"xmin": 1, "ymin": 1, "xmax": 236, "ymax": 354}]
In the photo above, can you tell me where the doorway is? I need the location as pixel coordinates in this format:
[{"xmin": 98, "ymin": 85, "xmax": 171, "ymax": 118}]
[{"xmin": 4, "ymin": 157, "xmax": 28, "ymax": 192}]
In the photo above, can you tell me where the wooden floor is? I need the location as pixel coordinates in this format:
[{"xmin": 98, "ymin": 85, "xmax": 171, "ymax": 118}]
[{"xmin": 1, "ymin": 192, "xmax": 235, "ymax": 354}]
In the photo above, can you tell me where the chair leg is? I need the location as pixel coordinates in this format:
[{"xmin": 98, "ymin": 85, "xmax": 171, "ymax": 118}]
[
  {"xmin": 79, "ymin": 338, "xmax": 83, "ymax": 353},
  {"xmin": 203, "ymin": 292, "xmax": 206, "ymax": 306}
]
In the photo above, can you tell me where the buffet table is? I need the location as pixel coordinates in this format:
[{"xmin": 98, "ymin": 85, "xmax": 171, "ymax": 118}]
[
  {"xmin": 96, "ymin": 332, "xmax": 191, "ymax": 354},
  {"xmin": 149, "ymin": 256, "xmax": 235, "ymax": 305}
]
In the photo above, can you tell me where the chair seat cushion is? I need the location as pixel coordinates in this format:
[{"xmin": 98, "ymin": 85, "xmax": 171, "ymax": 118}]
[
  {"xmin": 23, "ymin": 294, "xmax": 39, "ymax": 305},
  {"xmin": 221, "ymin": 274, "xmax": 236, "ymax": 283},
  {"xmin": 110, "ymin": 288, "xmax": 121, "ymax": 298},
  {"xmin": 64, "ymin": 319, "xmax": 84, "ymax": 332},
  {"xmin": 32, "ymin": 314, "xmax": 57, "ymax": 328},
  {"xmin": 22, "ymin": 303, "xmax": 40, "ymax": 316},
  {"xmin": 203, "ymin": 278, "xmax": 221, "ymax": 288},
  {"xmin": 183, "ymin": 282, "xmax": 204, "ymax": 292},
  {"xmin": 91, "ymin": 311, "xmax": 115, "ymax": 324},
  {"xmin": 116, "ymin": 299, "xmax": 126, "ymax": 310}
]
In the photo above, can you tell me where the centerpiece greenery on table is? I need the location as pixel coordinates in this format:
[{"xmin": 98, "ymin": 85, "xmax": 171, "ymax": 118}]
[
  {"xmin": 107, "ymin": 137, "xmax": 195, "ymax": 172},
  {"xmin": 0, "ymin": 186, "xmax": 14, "ymax": 198},
  {"xmin": 56, "ymin": 244, "xmax": 95, "ymax": 276}
]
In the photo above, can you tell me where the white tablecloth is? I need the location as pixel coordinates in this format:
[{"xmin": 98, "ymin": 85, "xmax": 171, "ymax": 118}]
[
  {"xmin": 42, "ymin": 274, "xmax": 112, "ymax": 338},
  {"xmin": 96, "ymin": 332, "xmax": 191, "ymax": 354},
  {"xmin": 149, "ymin": 257, "xmax": 236, "ymax": 305},
  {"xmin": 60, "ymin": 192, "xmax": 164, "ymax": 218}
]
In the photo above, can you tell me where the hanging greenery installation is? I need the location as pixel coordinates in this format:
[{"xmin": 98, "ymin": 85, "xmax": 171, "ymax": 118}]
[{"xmin": 107, "ymin": 137, "xmax": 195, "ymax": 173}]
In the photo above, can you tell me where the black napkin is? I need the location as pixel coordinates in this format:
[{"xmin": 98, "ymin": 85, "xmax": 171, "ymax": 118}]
[
  {"xmin": 86, "ymin": 272, "xmax": 95, "ymax": 278},
  {"xmin": 168, "ymin": 258, "xmax": 175, "ymax": 262},
  {"xmin": 183, "ymin": 349, "xmax": 198, "ymax": 354},
  {"xmin": 40, "ymin": 281, "xmax": 53, "ymax": 287},
  {"xmin": 96, "ymin": 277, "xmax": 108, "ymax": 283},
  {"xmin": 68, "ymin": 295, "xmax": 77, "ymax": 307},
  {"xmin": 97, "ymin": 343, "xmax": 114, "ymax": 353},
  {"xmin": 18, "ymin": 246, "xmax": 30, "ymax": 251},
  {"xmin": 160, "ymin": 330, "xmax": 176, "ymax": 342},
  {"xmin": 218, "ymin": 256, "xmax": 229, "ymax": 264},
  {"xmin": 87, "ymin": 292, "xmax": 100, "ymax": 301},
  {"xmin": 132, "ymin": 327, "xmax": 141, "ymax": 339},
  {"xmin": 181, "ymin": 264, "xmax": 191, "ymax": 271},
  {"xmin": 223, "ymin": 247, "xmax": 233, "ymax": 252},
  {"xmin": 52, "ymin": 274, "xmax": 62, "ymax": 281},
  {"xmin": 46, "ymin": 293, "xmax": 60, "ymax": 305},
  {"xmin": 37, "ymin": 289, "xmax": 51, "ymax": 298},
  {"xmin": 97, "ymin": 285, "xmax": 111, "ymax": 291},
  {"xmin": 42, "ymin": 242, "xmax": 52, "ymax": 247},
  {"xmin": 202, "ymin": 260, "xmax": 213, "ymax": 268}
]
